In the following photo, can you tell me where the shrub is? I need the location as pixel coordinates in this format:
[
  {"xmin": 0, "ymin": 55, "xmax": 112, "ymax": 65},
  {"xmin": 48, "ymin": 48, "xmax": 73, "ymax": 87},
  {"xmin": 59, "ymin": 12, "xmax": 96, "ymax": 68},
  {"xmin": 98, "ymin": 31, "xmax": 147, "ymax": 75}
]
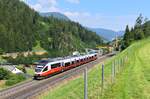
[
  {"xmin": 5, "ymin": 74, "xmax": 26, "ymax": 86},
  {"xmin": 0, "ymin": 68, "xmax": 10, "ymax": 80}
]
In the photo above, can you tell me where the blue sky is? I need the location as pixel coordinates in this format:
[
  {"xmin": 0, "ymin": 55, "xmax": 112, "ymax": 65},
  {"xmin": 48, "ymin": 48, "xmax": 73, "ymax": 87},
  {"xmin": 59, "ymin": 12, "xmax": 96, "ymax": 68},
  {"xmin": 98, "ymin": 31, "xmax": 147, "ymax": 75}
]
[{"xmin": 23, "ymin": 0, "xmax": 150, "ymax": 31}]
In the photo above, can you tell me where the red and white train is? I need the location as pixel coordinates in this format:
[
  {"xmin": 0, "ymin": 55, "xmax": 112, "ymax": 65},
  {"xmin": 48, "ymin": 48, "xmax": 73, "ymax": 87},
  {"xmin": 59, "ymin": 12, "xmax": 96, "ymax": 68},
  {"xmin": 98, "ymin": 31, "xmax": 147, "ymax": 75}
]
[{"xmin": 34, "ymin": 53, "xmax": 97, "ymax": 79}]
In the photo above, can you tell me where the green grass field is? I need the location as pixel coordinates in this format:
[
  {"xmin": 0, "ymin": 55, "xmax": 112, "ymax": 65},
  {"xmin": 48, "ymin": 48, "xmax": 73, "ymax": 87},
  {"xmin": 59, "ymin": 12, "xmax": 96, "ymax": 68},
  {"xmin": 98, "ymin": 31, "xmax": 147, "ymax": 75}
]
[
  {"xmin": 39, "ymin": 39, "xmax": 150, "ymax": 99},
  {"xmin": 0, "ymin": 80, "xmax": 7, "ymax": 90},
  {"xmin": 103, "ymin": 39, "xmax": 150, "ymax": 99}
]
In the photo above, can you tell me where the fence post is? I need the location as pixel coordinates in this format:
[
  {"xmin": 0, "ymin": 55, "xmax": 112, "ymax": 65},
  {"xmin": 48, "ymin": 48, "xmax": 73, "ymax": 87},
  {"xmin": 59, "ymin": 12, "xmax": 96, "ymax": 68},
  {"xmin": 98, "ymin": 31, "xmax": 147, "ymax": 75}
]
[
  {"xmin": 117, "ymin": 59, "xmax": 119, "ymax": 73},
  {"xmin": 122, "ymin": 58, "xmax": 124, "ymax": 68},
  {"xmin": 126, "ymin": 55, "xmax": 128, "ymax": 62},
  {"xmin": 114, "ymin": 61, "xmax": 116, "ymax": 77},
  {"xmin": 115, "ymin": 60, "xmax": 118, "ymax": 73},
  {"xmin": 118, "ymin": 59, "xmax": 120, "ymax": 72},
  {"xmin": 111, "ymin": 62, "xmax": 114, "ymax": 83},
  {"xmin": 120, "ymin": 59, "xmax": 121, "ymax": 71},
  {"xmin": 84, "ymin": 67, "xmax": 88, "ymax": 99},
  {"xmin": 102, "ymin": 64, "xmax": 104, "ymax": 88},
  {"xmin": 118, "ymin": 59, "xmax": 119, "ymax": 72},
  {"xmin": 124, "ymin": 57, "xmax": 126, "ymax": 66}
]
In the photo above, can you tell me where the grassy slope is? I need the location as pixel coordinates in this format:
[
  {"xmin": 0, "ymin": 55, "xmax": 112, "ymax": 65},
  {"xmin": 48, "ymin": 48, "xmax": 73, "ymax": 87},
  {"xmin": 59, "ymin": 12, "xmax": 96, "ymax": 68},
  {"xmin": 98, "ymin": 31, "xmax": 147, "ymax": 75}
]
[
  {"xmin": 39, "ymin": 39, "xmax": 150, "ymax": 99},
  {"xmin": 0, "ymin": 80, "xmax": 6, "ymax": 90},
  {"xmin": 103, "ymin": 39, "xmax": 150, "ymax": 99}
]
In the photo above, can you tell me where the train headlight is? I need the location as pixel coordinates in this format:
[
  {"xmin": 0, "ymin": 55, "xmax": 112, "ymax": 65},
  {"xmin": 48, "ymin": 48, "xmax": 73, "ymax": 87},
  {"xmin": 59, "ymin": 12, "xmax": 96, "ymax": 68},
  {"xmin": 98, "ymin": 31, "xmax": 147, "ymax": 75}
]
[{"xmin": 35, "ymin": 73, "xmax": 40, "ymax": 77}]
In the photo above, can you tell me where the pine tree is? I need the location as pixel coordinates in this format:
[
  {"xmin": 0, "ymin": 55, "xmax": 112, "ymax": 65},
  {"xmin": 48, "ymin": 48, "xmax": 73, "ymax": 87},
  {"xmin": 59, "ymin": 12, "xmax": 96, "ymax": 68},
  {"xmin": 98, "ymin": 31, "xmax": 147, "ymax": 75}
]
[
  {"xmin": 134, "ymin": 14, "xmax": 145, "ymax": 40},
  {"xmin": 134, "ymin": 28, "xmax": 145, "ymax": 40},
  {"xmin": 143, "ymin": 21, "xmax": 150, "ymax": 37},
  {"xmin": 123, "ymin": 25, "xmax": 130, "ymax": 47},
  {"xmin": 135, "ymin": 14, "xmax": 143, "ymax": 28}
]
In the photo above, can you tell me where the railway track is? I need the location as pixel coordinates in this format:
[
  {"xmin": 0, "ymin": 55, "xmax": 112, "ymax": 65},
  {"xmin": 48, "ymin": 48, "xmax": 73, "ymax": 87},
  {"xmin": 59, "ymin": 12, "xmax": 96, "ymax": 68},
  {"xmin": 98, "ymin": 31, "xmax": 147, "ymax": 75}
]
[{"xmin": 0, "ymin": 54, "xmax": 114, "ymax": 99}]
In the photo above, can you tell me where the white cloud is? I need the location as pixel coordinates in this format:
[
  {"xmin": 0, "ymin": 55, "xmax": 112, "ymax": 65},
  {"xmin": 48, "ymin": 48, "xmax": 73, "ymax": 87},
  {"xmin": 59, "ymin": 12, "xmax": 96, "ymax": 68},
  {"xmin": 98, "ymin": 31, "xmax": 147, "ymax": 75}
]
[
  {"xmin": 66, "ymin": 0, "xmax": 80, "ymax": 4},
  {"xmin": 26, "ymin": 0, "xmax": 60, "ymax": 12},
  {"xmin": 64, "ymin": 12, "xmax": 136, "ymax": 31},
  {"xmin": 31, "ymin": 3, "xmax": 42, "ymax": 11},
  {"xmin": 64, "ymin": 11, "xmax": 79, "ymax": 17},
  {"xmin": 24, "ymin": 0, "xmax": 136, "ymax": 30},
  {"xmin": 64, "ymin": 11, "xmax": 90, "ymax": 17},
  {"xmin": 48, "ymin": 6, "xmax": 60, "ymax": 12},
  {"xmin": 38, "ymin": 0, "xmax": 57, "ymax": 7}
]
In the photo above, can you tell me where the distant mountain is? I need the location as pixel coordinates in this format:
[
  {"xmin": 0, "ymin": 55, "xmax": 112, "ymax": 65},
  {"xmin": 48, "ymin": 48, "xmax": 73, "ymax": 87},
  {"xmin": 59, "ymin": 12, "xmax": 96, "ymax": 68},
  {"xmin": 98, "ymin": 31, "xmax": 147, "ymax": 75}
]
[
  {"xmin": 117, "ymin": 31, "xmax": 125, "ymax": 36},
  {"xmin": 40, "ymin": 12, "xmax": 70, "ymax": 21},
  {"xmin": 90, "ymin": 28, "xmax": 124, "ymax": 41}
]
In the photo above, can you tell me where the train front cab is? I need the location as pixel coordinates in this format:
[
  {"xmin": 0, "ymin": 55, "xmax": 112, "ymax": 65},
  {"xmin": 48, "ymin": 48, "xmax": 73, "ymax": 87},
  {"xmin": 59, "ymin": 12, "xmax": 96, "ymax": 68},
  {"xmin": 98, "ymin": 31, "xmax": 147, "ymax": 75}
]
[{"xmin": 34, "ymin": 62, "xmax": 63, "ymax": 79}]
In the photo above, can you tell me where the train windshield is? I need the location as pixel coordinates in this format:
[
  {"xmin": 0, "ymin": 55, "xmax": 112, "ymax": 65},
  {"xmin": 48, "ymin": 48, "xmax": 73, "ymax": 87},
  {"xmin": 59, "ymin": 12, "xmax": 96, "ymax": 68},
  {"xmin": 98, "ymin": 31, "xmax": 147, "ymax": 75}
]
[
  {"xmin": 35, "ymin": 67, "xmax": 43, "ymax": 73},
  {"xmin": 35, "ymin": 60, "xmax": 48, "ymax": 73},
  {"xmin": 36, "ymin": 60, "xmax": 48, "ymax": 67},
  {"xmin": 37, "ymin": 63, "xmax": 46, "ymax": 66},
  {"xmin": 39, "ymin": 60, "xmax": 48, "ymax": 64}
]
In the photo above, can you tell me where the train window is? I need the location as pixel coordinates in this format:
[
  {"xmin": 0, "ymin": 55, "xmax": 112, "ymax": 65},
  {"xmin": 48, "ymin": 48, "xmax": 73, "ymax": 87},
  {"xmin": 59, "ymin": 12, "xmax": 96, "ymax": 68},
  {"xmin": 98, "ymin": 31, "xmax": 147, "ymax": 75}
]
[
  {"xmin": 51, "ymin": 63, "xmax": 61, "ymax": 69},
  {"xmin": 72, "ymin": 61, "xmax": 75, "ymax": 64},
  {"xmin": 43, "ymin": 66, "xmax": 48, "ymax": 72},
  {"xmin": 35, "ymin": 68, "xmax": 42, "ymax": 73},
  {"xmin": 65, "ymin": 62, "xmax": 70, "ymax": 67}
]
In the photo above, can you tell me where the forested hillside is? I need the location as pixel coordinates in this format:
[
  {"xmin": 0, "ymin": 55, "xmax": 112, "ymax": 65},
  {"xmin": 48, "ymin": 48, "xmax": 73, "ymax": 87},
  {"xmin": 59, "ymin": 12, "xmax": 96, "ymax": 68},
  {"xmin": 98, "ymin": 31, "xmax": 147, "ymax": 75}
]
[
  {"xmin": 0, "ymin": 0, "xmax": 39, "ymax": 52},
  {"xmin": 0, "ymin": 0, "xmax": 103, "ymax": 56},
  {"xmin": 122, "ymin": 14, "xmax": 150, "ymax": 49}
]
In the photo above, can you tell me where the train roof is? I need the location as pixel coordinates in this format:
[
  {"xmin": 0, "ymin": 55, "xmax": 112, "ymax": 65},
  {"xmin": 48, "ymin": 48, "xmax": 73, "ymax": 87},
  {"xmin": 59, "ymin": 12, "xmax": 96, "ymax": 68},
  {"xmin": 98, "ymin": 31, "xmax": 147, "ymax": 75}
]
[
  {"xmin": 47, "ymin": 60, "xmax": 64, "ymax": 65},
  {"xmin": 37, "ymin": 53, "xmax": 97, "ymax": 65}
]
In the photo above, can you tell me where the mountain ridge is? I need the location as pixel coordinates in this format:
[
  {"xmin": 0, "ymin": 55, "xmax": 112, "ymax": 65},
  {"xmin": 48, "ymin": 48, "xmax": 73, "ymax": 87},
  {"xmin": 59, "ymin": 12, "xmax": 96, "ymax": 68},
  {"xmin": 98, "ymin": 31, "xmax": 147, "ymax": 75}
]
[
  {"xmin": 90, "ymin": 28, "xmax": 124, "ymax": 41},
  {"xmin": 40, "ymin": 12, "xmax": 70, "ymax": 21}
]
